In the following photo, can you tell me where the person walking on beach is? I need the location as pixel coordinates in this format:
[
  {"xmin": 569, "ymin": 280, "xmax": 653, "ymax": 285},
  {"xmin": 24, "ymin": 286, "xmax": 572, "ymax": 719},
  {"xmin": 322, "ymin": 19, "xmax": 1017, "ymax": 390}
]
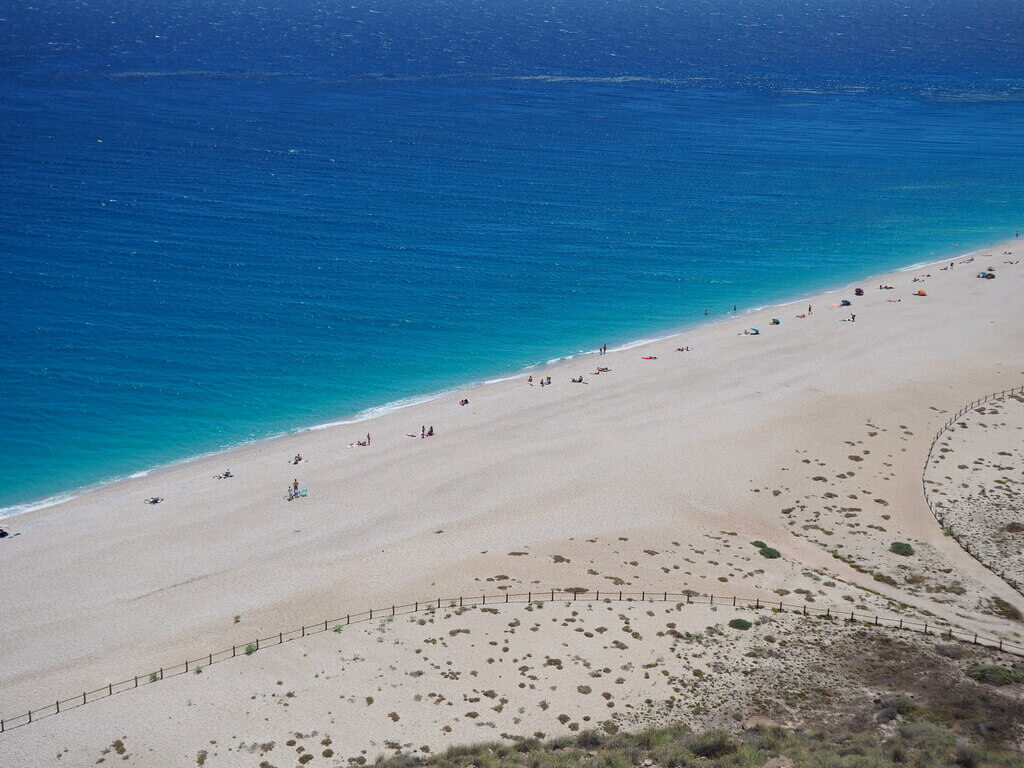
[
  {"xmin": 366, "ymin": 433, "xmax": 371, "ymax": 445},
  {"xmin": 292, "ymin": 478, "xmax": 299, "ymax": 494},
  {"xmin": 850, "ymin": 313, "xmax": 856, "ymax": 322},
  {"xmin": 808, "ymin": 304, "xmax": 812, "ymax": 314}
]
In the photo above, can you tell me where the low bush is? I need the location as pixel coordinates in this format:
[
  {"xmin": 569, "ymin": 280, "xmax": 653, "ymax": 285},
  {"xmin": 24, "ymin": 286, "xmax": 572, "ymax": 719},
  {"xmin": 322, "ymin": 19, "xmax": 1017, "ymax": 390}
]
[
  {"xmin": 244, "ymin": 644, "xmax": 257, "ymax": 656},
  {"xmin": 759, "ymin": 547, "xmax": 781, "ymax": 559},
  {"xmin": 750, "ymin": 540, "xmax": 767, "ymax": 549},
  {"xmin": 728, "ymin": 619, "xmax": 752, "ymax": 630},
  {"xmin": 966, "ymin": 664, "xmax": 1013, "ymax": 686},
  {"xmin": 890, "ymin": 542, "xmax": 914, "ymax": 556},
  {"xmin": 687, "ymin": 730, "xmax": 734, "ymax": 758}
]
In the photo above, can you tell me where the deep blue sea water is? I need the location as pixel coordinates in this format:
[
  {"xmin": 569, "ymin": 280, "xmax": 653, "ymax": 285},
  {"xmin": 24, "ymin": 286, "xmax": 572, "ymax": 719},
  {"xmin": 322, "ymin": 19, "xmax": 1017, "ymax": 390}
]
[{"xmin": 2, "ymin": 1, "xmax": 1023, "ymax": 513}]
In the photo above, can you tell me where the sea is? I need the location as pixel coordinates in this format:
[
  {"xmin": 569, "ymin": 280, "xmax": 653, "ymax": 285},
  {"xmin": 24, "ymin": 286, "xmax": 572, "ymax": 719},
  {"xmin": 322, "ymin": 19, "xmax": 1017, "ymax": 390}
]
[{"xmin": 2, "ymin": 0, "xmax": 1023, "ymax": 514}]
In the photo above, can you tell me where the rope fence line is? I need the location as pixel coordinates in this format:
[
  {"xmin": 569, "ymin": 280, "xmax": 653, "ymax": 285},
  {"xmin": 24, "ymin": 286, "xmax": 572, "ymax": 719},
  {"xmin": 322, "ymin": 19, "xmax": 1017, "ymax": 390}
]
[
  {"xmin": 2, "ymin": 586, "xmax": 1022, "ymax": 735},
  {"xmin": 921, "ymin": 385, "xmax": 1024, "ymax": 594}
]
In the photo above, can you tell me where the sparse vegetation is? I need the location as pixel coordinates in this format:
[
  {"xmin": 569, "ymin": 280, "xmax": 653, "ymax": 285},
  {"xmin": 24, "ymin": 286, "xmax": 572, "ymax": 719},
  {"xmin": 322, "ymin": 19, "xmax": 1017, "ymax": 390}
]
[
  {"xmin": 990, "ymin": 596, "xmax": 1023, "ymax": 622},
  {"xmin": 367, "ymin": 720, "xmax": 1024, "ymax": 768},
  {"xmin": 244, "ymin": 644, "xmax": 257, "ymax": 656},
  {"xmin": 727, "ymin": 618, "xmax": 752, "ymax": 630}
]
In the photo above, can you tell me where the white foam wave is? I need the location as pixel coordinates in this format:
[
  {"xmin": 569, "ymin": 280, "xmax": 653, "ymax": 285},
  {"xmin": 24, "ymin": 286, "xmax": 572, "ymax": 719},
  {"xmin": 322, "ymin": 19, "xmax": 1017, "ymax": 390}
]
[{"xmin": 0, "ymin": 491, "xmax": 81, "ymax": 520}]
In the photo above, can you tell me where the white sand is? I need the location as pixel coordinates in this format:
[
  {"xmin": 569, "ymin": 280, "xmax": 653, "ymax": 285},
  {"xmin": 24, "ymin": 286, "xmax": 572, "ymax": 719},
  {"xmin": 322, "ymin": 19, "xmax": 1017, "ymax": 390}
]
[{"xmin": 2, "ymin": 239, "xmax": 1024, "ymax": 760}]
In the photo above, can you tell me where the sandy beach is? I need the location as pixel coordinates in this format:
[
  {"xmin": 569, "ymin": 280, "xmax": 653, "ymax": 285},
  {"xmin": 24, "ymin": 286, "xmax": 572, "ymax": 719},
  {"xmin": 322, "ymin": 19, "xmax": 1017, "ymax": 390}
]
[{"xmin": 2, "ymin": 238, "xmax": 1024, "ymax": 763}]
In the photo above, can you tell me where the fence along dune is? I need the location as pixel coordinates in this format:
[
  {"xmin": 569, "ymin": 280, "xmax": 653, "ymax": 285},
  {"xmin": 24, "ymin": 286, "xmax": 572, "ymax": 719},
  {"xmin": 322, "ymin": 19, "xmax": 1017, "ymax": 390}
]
[
  {"xmin": 2, "ymin": 585, "xmax": 1022, "ymax": 734},
  {"xmin": 921, "ymin": 386, "xmax": 1024, "ymax": 594}
]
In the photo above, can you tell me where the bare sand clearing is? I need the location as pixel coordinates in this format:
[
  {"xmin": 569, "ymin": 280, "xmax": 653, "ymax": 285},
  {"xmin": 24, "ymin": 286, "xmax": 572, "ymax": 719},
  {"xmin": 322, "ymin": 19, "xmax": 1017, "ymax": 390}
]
[{"xmin": 2, "ymin": 240, "xmax": 1024, "ymax": 764}]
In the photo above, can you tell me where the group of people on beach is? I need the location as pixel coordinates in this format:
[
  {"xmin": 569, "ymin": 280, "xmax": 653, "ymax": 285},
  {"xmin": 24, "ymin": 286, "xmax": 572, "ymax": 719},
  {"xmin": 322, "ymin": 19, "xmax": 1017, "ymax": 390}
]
[
  {"xmin": 286, "ymin": 478, "xmax": 305, "ymax": 501},
  {"xmin": 134, "ymin": 251, "xmax": 1023, "ymax": 511}
]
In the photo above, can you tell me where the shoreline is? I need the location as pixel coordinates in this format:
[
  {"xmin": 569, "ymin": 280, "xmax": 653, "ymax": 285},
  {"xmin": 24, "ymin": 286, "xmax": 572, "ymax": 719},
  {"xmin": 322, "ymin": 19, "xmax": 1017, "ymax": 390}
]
[
  {"xmin": 3, "ymin": 230, "xmax": 1023, "ymax": 726},
  {"xmin": 2, "ymin": 234, "xmax": 1015, "ymax": 522}
]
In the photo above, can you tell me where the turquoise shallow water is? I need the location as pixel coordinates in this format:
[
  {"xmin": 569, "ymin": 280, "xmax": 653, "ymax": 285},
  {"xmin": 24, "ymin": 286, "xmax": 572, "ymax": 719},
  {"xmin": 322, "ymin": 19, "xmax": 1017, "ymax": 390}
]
[{"xmin": 2, "ymin": 2, "xmax": 1024, "ymax": 513}]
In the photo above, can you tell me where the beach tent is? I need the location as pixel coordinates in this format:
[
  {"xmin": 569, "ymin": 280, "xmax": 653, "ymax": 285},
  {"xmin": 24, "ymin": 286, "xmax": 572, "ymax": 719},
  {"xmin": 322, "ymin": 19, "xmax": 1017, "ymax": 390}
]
[{"xmin": 915, "ymin": 290, "xmax": 927, "ymax": 296}]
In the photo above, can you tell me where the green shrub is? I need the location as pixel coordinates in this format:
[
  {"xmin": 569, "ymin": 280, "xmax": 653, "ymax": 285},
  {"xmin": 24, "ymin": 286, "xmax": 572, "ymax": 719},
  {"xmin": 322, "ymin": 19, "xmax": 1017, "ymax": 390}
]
[
  {"xmin": 728, "ymin": 618, "xmax": 752, "ymax": 630},
  {"xmin": 687, "ymin": 730, "xmax": 734, "ymax": 758},
  {"xmin": 890, "ymin": 542, "xmax": 914, "ymax": 556},
  {"xmin": 966, "ymin": 664, "xmax": 1013, "ymax": 685},
  {"xmin": 244, "ymin": 644, "xmax": 257, "ymax": 656},
  {"xmin": 759, "ymin": 547, "xmax": 781, "ymax": 559},
  {"xmin": 750, "ymin": 540, "xmax": 767, "ymax": 549},
  {"xmin": 576, "ymin": 731, "xmax": 604, "ymax": 749}
]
